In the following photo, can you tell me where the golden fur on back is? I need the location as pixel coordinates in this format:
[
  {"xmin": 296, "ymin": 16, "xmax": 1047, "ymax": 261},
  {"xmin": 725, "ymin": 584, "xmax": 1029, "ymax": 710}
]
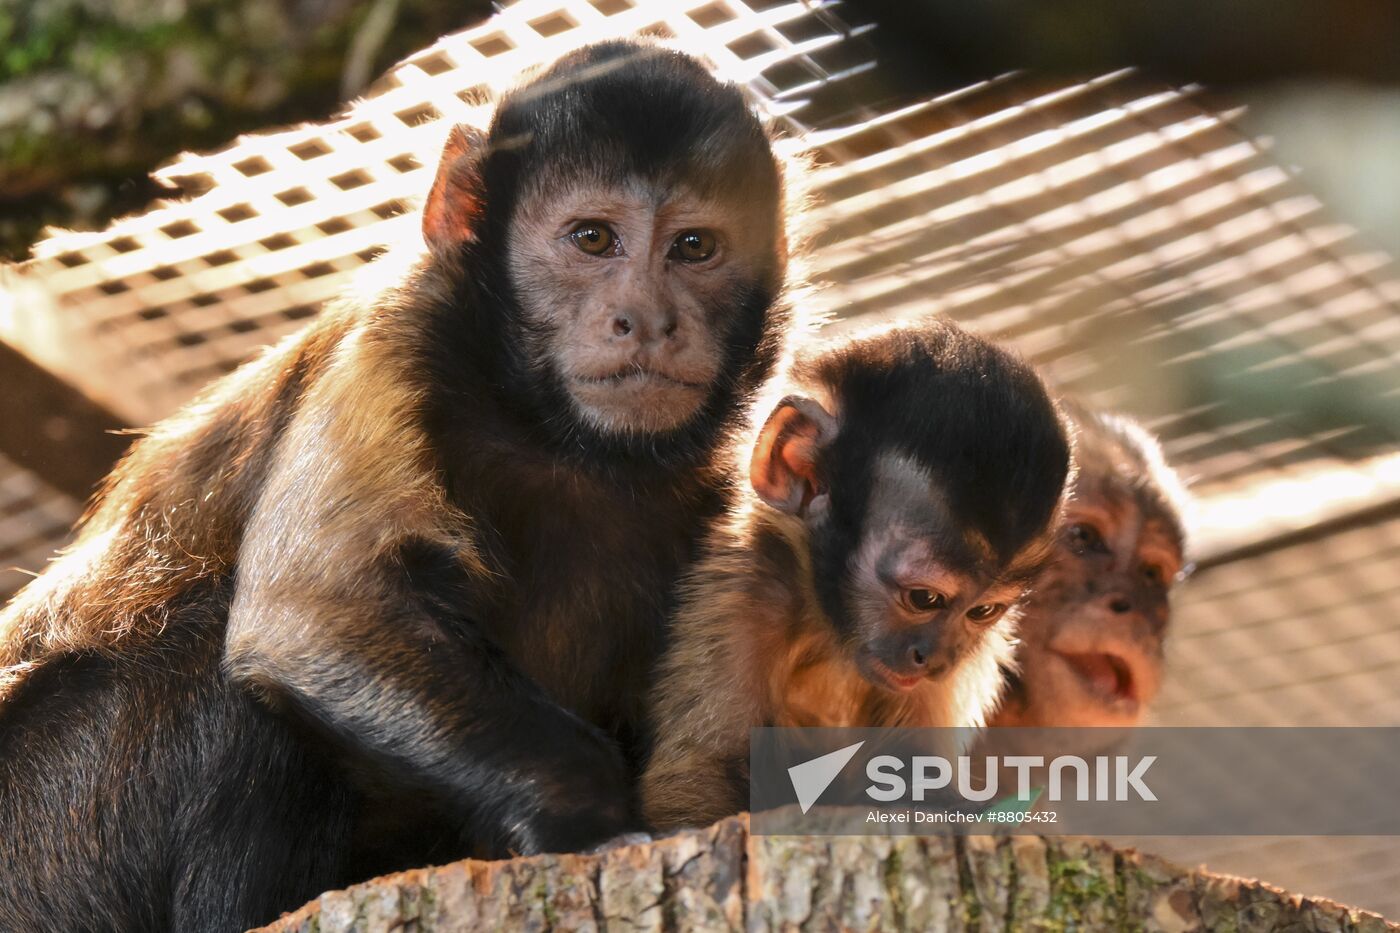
[{"xmin": 0, "ymin": 258, "xmax": 471, "ymax": 702}]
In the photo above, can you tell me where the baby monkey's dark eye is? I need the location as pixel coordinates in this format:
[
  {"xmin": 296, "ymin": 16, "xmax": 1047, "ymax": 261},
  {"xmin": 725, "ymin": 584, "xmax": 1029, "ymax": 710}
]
[
  {"xmin": 1141, "ymin": 563, "xmax": 1167, "ymax": 587},
  {"xmin": 570, "ymin": 222, "xmax": 618, "ymax": 256},
  {"xmin": 902, "ymin": 589, "xmax": 948, "ymax": 613},
  {"xmin": 671, "ymin": 229, "xmax": 717, "ymax": 262},
  {"xmin": 1066, "ymin": 522, "xmax": 1106, "ymax": 555},
  {"xmin": 966, "ymin": 603, "xmax": 1006, "ymax": 624}
]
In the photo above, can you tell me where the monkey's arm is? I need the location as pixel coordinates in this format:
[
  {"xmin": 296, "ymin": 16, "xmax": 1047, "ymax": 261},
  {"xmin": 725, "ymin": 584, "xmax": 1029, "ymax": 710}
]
[
  {"xmin": 641, "ymin": 602, "xmax": 763, "ymax": 830},
  {"xmin": 224, "ymin": 333, "xmax": 634, "ymax": 857}
]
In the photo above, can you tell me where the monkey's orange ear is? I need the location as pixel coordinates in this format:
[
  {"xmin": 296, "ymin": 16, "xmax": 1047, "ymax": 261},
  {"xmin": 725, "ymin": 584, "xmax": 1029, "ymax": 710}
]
[
  {"xmin": 422, "ymin": 124, "xmax": 489, "ymax": 259},
  {"xmin": 750, "ymin": 395, "xmax": 838, "ymax": 516}
]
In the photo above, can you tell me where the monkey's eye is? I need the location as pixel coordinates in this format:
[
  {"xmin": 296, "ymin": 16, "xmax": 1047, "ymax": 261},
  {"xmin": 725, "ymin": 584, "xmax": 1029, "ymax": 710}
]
[
  {"xmin": 569, "ymin": 222, "xmax": 618, "ymax": 256},
  {"xmin": 966, "ymin": 603, "xmax": 1007, "ymax": 624},
  {"xmin": 1141, "ymin": 563, "xmax": 1167, "ymax": 588},
  {"xmin": 671, "ymin": 229, "xmax": 717, "ymax": 263},
  {"xmin": 902, "ymin": 589, "xmax": 948, "ymax": 613},
  {"xmin": 1066, "ymin": 522, "xmax": 1107, "ymax": 555}
]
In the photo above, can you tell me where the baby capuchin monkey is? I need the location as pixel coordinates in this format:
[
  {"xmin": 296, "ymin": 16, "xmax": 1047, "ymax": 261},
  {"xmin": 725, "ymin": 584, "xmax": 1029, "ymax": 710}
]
[
  {"xmin": 641, "ymin": 319, "xmax": 1072, "ymax": 830},
  {"xmin": 990, "ymin": 400, "xmax": 1190, "ymax": 732}
]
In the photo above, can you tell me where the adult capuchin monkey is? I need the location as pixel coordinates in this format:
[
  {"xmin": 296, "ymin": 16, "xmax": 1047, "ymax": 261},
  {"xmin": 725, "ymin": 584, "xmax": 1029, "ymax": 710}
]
[
  {"xmin": 0, "ymin": 41, "xmax": 796, "ymax": 932},
  {"xmin": 989, "ymin": 400, "xmax": 1190, "ymax": 734}
]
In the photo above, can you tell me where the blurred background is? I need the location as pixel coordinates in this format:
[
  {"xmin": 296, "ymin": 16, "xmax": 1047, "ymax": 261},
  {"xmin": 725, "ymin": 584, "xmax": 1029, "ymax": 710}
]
[{"xmin": 2, "ymin": 0, "xmax": 1398, "ymax": 917}]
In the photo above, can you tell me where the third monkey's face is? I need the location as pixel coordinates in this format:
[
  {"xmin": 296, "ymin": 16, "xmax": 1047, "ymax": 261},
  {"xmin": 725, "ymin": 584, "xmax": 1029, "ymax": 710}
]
[
  {"xmin": 994, "ymin": 488, "xmax": 1184, "ymax": 729},
  {"xmin": 507, "ymin": 181, "xmax": 778, "ymax": 435}
]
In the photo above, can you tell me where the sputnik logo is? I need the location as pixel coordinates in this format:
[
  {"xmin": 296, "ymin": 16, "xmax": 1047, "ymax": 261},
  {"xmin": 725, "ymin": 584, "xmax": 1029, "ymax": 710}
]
[{"xmin": 787, "ymin": 741, "xmax": 865, "ymax": 813}]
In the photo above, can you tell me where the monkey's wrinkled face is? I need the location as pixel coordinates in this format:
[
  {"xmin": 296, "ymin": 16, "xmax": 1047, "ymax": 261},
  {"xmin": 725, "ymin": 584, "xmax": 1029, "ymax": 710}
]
[
  {"xmin": 836, "ymin": 453, "xmax": 1046, "ymax": 694},
  {"xmin": 506, "ymin": 182, "xmax": 775, "ymax": 435},
  {"xmin": 994, "ymin": 489, "xmax": 1183, "ymax": 728}
]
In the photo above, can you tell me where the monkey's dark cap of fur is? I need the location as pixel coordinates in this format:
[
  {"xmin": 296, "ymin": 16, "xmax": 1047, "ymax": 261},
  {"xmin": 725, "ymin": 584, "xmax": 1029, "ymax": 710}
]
[
  {"xmin": 1060, "ymin": 397, "xmax": 1191, "ymax": 555},
  {"xmin": 807, "ymin": 320, "xmax": 1072, "ymax": 566},
  {"xmin": 485, "ymin": 40, "xmax": 779, "ymax": 204}
]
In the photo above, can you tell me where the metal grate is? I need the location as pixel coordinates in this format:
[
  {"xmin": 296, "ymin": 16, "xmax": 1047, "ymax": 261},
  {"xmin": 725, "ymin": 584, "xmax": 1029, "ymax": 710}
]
[
  {"xmin": 1157, "ymin": 511, "xmax": 1400, "ymax": 728},
  {"xmin": 801, "ymin": 75, "xmax": 1400, "ymax": 501}
]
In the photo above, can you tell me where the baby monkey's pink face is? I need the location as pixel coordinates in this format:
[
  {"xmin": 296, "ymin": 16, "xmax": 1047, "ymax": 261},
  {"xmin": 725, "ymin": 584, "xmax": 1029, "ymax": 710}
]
[
  {"xmin": 843, "ymin": 453, "xmax": 1050, "ymax": 694},
  {"xmin": 993, "ymin": 485, "xmax": 1185, "ymax": 728}
]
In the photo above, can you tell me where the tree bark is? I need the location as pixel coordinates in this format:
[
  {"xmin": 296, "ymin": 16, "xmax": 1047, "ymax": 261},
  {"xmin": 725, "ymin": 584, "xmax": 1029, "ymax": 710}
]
[{"xmin": 255, "ymin": 815, "xmax": 1398, "ymax": 932}]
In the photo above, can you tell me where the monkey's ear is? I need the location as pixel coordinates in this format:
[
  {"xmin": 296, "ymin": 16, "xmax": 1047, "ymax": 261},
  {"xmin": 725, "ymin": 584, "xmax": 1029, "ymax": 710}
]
[
  {"xmin": 423, "ymin": 124, "xmax": 489, "ymax": 258},
  {"xmin": 750, "ymin": 395, "xmax": 838, "ymax": 517}
]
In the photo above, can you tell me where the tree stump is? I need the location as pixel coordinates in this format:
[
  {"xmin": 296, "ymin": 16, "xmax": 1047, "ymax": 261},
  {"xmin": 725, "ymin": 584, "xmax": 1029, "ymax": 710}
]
[{"xmin": 255, "ymin": 815, "xmax": 1398, "ymax": 932}]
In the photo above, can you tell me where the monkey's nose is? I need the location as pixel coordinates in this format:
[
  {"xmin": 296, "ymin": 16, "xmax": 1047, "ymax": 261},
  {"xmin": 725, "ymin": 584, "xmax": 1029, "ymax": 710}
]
[
  {"xmin": 904, "ymin": 642, "xmax": 948, "ymax": 678},
  {"xmin": 907, "ymin": 634, "xmax": 937, "ymax": 668},
  {"xmin": 609, "ymin": 310, "xmax": 678, "ymax": 347},
  {"xmin": 1108, "ymin": 595, "xmax": 1133, "ymax": 614}
]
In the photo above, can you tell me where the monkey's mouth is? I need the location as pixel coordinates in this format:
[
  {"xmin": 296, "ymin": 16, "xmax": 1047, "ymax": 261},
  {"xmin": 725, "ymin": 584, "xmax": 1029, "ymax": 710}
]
[
  {"xmin": 571, "ymin": 367, "xmax": 709, "ymax": 390},
  {"xmin": 857, "ymin": 653, "xmax": 926, "ymax": 693},
  {"xmin": 566, "ymin": 366, "xmax": 712, "ymax": 433},
  {"xmin": 1053, "ymin": 650, "xmax": 1139, "ymax": 709}
]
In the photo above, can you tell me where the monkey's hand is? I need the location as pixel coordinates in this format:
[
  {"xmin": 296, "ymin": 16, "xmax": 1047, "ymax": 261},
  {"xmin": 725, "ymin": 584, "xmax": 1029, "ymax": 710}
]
[
  {"xmin": 227, "ymin": 591, "xmax": 641, "ymax": 857},
  {"xmin": 226, "ymin": 564, "xmax": 642, "ymax": 858}
]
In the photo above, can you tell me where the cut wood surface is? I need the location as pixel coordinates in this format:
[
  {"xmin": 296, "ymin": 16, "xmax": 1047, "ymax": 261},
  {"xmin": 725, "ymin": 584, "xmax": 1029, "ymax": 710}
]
[{"xmin": 255, "ymin": 815, "xmax": 1399, "ymax": 932}]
